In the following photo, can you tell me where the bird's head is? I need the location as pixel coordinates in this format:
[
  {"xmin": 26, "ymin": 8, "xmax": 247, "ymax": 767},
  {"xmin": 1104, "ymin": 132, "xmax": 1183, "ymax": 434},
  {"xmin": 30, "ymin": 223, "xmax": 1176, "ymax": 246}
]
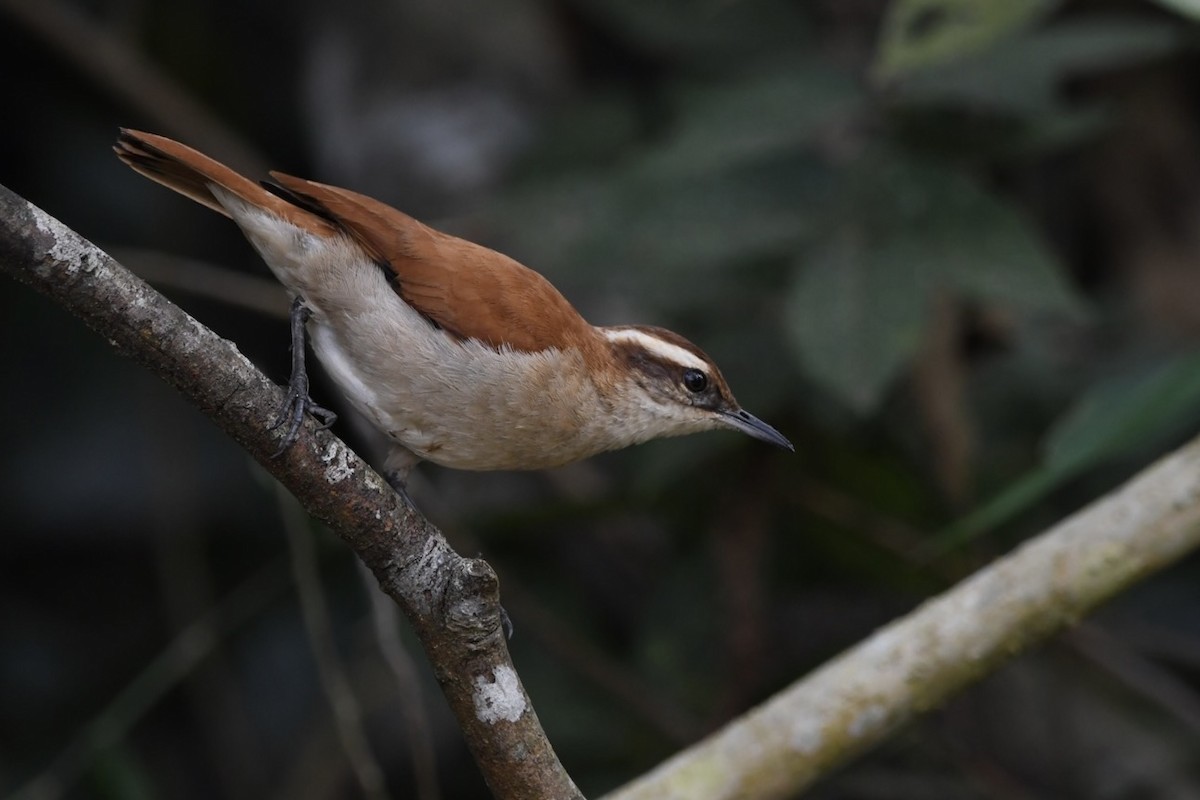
[{"xmin": 599, "ymin": 325, "xmax": 793, "ymax": 452}]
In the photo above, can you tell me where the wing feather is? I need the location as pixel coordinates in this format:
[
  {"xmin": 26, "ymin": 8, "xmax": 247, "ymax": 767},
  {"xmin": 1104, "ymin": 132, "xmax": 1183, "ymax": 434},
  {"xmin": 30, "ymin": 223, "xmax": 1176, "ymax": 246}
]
[{"xmin": 267, "ymin": 173, "xmax": 592, "ymax": 353}]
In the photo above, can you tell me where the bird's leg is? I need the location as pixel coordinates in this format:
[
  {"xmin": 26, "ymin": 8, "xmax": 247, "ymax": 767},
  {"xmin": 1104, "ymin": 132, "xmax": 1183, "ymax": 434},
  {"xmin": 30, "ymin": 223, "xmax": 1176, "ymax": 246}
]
[
  {"xmin": 383, "ymin": 448, "xmax": 424, "ymax": 509},
  {"xmin": 270, "ymin": 297, "xmax": 338, "ymax": 457},
  {"xmin": 384, "ymin": 469, "xmax": 417, "ymax": 510}
]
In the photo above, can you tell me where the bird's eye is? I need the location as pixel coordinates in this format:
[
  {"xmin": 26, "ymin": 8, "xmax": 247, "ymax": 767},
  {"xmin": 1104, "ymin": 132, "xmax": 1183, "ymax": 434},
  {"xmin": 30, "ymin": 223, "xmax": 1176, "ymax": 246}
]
[{"xmin": 682, "ymin": 368, "xmax": 708, "ymax": 393}]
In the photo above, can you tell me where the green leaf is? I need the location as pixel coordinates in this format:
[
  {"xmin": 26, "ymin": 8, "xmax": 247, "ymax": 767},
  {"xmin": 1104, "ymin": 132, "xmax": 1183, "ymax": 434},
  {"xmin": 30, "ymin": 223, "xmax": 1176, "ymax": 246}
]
[
  {"xmin": 919, "ymin": 464, "xmax": 1062, "ymax": 557},
  {"xmin": 786, "ymin": 153, "xmax": 1082, "ymax": 413},
  {"xmin": 502, "ymin": 153, "xmax": 830, "ymax": 303},
  {"xmin": 786, "ymin": 230, "xmax": 934, "ymax": 414},
  {"xmin": 874, "ymin": 0, "xmax": 1058, "ymax": 81},
  {"xmin": 926, "ymin": 351, "xmax": 1200, "ymax": 554},
  {"xmin": 894, "ymin": 18, "xmax": 1187, "ymax": 114},
  {"xmin": 641, "ymin": 60, "xmax": 863, "ymax": 180},
  {"xmin": 937, "ymin": 188, "xmax": 1082, "ymax": 316},
  {"xmin": 496, "ymin": 60, "xmax": 858, "ymax": 309},
  {"xmin": 1045, "ymin": 353, "xmax": 1200, "ymax": 470}
]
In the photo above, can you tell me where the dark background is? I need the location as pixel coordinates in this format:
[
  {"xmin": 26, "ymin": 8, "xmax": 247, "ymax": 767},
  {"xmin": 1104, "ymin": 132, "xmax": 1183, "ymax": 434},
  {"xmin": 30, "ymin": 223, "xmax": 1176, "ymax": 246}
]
[{"xmin": 4, "ymin": 0, "xmax": 1200, "ymax": 798}]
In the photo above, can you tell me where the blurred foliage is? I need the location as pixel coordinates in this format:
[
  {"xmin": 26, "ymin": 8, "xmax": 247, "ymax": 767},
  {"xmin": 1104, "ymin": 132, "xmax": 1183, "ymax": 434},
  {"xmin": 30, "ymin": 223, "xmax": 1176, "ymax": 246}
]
[
  {"xmin": 933, "ymin": 351, "xmax": 1200, "ymax": 553},
  {"xmin": 874, "ymin": 0, "xmax": 1058, "ymax": 80},
  {"xmin": 788, "ymin": 149, "xmax": 1083, "ymax": 412},
  {"xmin": 5, "ymin": 0, "xmax": 1200, "ymax": 798},
  {"xmin": 1153, "ymin": 0, "xmax": 1200, "ymax": 21}
]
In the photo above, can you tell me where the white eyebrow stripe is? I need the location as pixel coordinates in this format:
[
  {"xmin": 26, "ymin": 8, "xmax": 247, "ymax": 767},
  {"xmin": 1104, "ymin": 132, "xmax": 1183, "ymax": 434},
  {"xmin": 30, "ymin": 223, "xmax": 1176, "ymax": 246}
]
[{"xmin": 602, "ymin": 328, "xmax": 709, "ymax": 371}]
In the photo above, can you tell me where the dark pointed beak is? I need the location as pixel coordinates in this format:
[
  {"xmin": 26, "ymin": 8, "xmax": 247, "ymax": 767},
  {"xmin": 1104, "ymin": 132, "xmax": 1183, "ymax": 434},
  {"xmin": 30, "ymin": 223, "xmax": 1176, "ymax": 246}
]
[{"xmin": 720, "ymin": 409, "xmax": 794, "ymax": 452}]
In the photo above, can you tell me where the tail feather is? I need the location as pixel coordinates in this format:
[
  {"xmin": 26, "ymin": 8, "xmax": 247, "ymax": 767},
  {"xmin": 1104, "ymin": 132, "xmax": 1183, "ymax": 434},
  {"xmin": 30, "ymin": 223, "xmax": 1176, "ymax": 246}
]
[{"xmin": 114, "ymin": 129, "xmax": 334, "ymax": 234}]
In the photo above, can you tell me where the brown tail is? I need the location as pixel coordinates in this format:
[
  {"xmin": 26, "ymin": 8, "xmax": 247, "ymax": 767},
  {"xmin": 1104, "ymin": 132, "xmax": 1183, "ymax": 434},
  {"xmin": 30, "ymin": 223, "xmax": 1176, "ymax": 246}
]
[{"xmin": 114, "ymin": 129, "xmax": 333, "ymax": 234}]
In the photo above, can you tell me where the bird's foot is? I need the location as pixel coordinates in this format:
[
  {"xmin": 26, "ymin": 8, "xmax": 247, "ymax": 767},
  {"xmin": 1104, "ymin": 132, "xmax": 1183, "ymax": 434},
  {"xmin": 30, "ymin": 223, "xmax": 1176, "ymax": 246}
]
[{"xmin": 270, "ymin": 297, "xmax": 337, "ymax": 457}]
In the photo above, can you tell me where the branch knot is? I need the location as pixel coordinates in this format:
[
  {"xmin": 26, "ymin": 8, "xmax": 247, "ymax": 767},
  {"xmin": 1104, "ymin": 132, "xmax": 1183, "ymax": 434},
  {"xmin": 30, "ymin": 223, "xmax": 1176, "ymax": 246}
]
[{"xmin": 443, "ymin": 558, "xmax": 504, "ymax": 648}]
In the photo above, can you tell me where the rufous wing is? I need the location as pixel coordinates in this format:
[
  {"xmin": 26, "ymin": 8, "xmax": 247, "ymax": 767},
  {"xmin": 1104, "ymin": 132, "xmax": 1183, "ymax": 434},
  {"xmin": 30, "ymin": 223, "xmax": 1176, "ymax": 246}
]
[{"xmin": 267, "ymin": 173, "xmax": 593, "ymax": 354}]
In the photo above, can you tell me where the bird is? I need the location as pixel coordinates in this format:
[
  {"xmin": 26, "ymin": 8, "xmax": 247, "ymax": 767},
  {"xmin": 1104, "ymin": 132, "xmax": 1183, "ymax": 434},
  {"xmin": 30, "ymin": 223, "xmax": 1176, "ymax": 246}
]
[{"xmin": 114, "ymin": 129, "xmax": 792, "ymax": 494}]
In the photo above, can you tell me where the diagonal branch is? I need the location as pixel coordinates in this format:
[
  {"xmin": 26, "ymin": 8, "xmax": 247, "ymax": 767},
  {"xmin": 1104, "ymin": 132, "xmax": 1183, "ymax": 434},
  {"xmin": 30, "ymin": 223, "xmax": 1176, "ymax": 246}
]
[
  {"xmin": 0, "ymin": 183, "xmax": 584, "ymax": 800},
  {"xmin": 603, "ymin": 426, "xmax": 1200, "ymax": 799}
]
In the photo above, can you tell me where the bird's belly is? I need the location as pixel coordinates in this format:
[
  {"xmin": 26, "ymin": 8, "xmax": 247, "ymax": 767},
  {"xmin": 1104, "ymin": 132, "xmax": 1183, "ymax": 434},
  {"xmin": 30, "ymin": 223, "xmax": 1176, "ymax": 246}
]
[{"xmin": 307, "ymin": 316, "xmax": 605, "ymax": 472}]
